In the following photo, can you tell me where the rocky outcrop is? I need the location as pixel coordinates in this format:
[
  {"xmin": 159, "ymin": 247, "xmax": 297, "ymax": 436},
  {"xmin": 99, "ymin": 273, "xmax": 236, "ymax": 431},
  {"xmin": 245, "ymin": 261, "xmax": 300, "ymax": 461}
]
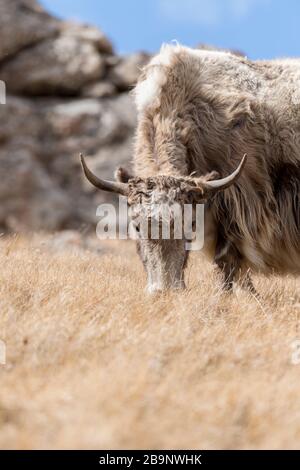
[
  {"xmin": 0, "ymin": 92, "xmax": 138, "ymax": 231},
  {"xmin": 0, "ymin": 0, "xmax": 150, "ymax": 232},
  {"xmin": 0, "ymin": 35, "xmax": 106, "ymax": 95},
  {"xmin": 0, "ymin": 0, "xmax": 59, "ymax": 62}
]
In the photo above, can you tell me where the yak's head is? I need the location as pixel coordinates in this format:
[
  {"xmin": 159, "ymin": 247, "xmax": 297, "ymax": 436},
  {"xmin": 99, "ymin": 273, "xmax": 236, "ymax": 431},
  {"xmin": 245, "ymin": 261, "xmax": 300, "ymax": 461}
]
[{"xmin": 81, "ymin": 154, "xmax": 247, "ymax": 294}]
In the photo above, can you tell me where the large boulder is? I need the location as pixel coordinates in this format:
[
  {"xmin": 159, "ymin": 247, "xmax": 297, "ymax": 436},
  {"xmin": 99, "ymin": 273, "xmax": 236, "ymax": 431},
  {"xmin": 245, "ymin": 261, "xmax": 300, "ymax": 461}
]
[
  {"xmin": 81, "ymin": 81, "xmax": 117, "ymax": 98},
  {"xmin": 0, "ymin": 35, "xmax": 106, "ymax": 95},
  {"xmin": 42, "ymin": 93, "xmax": 136, "ymax": 152},
  {"xmin": 0, "ymin": 93, "xmax": 137, "ymax": 231},
  {"xmin": 0, "ymin": 95, "xmax": 42, "ymax": 142},
  {"xmin": 60, "ymin": 21, "xmax": 114, "ymax": 55},
  {"xmin": 0, "ymin": 144, "xmax": 70, "ymax": 231},
  {"xmin": 0, "ymin": 0, "xmax": 59, "ymax": 61}
]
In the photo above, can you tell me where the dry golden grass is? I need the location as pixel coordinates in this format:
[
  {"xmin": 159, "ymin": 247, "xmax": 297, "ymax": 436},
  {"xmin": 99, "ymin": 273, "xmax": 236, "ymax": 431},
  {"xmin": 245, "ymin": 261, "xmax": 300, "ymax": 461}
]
[{"xmin": 0, "ymin": 234, "xmax": 299, "ymax": 449}]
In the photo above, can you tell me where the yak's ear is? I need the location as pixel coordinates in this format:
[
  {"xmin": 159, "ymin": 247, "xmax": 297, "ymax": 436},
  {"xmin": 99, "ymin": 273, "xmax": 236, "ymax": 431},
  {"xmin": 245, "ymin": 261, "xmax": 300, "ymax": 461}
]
[
  {"xmin": 204, "ymin": 170, "xmax": 220, "ymax": 181},
  {"xmin": 115, "ymin": 167, "xmax": 134, "ymax": 183},
  {"xmin": 183, "ymin": 185, "xmax": 207, "ymax": 204}
]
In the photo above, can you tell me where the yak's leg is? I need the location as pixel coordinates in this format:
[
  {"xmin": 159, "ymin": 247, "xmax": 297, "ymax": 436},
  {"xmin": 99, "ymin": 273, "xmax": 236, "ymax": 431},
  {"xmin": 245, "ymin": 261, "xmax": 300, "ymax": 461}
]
[
  {"xmin": 214, "ymin": 236, "xmax": 241, "ymax": 291},
  {"xmin": 214, "ymin": 235, "xmax": 259, "ymax": 295}
]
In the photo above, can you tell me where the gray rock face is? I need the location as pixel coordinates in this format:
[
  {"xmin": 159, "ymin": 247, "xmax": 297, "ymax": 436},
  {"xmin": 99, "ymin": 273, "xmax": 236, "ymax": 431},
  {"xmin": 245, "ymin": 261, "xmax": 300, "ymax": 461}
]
[
  {"xmin": 0, "ymin": 1, "xmax": 141, "ymax": 232},
  {"xmin": 82, "ymin": 81, "xmax": 117, "ymax": 98},
  {"xmin": 60, "ymin": 21, "xmax": 114, "ymax": 55},
  {"xmin": 0, "ymin": 93, "xmax": 136, "ymax": 231},
  {"xmin": 0, "ymin": 35, "xmax": 106, "ymax": 95},
  {"xmin": 0, "ymin": 143, "xmax": 70, "ymax": 231},
  {"xmin": 0, "ymin": 0, "xmax": 59, "ymax": 61}
]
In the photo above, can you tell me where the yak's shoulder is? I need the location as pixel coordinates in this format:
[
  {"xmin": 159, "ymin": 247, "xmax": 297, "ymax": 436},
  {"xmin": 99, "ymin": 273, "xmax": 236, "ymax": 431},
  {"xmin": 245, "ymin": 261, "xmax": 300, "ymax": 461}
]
[
  {"xmin": 134, "ymin": 44, "xmax": 242, "ymax": 112},
  {"xmin": 134, "ymin": 44, "xmax": 265, "ymax": 113}
]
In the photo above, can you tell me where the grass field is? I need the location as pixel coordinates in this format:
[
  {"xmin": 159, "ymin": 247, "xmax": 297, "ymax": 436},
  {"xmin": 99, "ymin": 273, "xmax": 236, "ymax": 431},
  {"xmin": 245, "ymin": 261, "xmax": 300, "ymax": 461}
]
[{"xmin": 0, "ymin": 235, "xmax": 300, "ymax": 449}]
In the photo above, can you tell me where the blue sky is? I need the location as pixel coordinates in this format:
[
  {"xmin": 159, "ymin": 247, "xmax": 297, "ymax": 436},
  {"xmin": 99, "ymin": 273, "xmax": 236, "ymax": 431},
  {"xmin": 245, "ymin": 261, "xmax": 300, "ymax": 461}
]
[{"xmin": 41, "ymin": 0, "xmax": 300, "ymax": 59}]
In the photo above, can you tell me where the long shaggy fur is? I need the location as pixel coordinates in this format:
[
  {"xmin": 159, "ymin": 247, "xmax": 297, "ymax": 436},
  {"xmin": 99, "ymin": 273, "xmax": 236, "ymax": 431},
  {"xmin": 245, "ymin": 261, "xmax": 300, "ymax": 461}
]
[{"xmin": 133, "ymin": 44, "xmax": 300, "ymax": 275}]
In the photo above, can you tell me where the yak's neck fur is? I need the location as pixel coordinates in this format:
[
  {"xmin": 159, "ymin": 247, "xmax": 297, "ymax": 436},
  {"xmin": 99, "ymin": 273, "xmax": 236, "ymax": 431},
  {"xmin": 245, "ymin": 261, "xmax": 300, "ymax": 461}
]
[{"xmin": 133, "ymin": 44, "xmax": 300, "ymax": 274}]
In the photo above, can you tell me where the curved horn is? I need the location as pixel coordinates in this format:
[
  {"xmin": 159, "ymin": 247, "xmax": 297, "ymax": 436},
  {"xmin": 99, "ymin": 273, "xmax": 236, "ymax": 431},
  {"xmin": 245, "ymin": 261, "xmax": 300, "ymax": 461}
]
[
  {"xmin": 204, "ymin": 154, "xmax": 247, "ymax": 191},
  {"xmin": 80, "ymin": 154, "xmax": 129, "ymax": 196}
]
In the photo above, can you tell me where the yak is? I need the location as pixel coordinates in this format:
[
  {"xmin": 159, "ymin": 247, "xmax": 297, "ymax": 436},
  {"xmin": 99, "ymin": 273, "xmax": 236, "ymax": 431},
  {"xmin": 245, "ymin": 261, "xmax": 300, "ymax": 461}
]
[{"xmin": 81, "ymin": 44, "xmax": 300, "ymax": 294}]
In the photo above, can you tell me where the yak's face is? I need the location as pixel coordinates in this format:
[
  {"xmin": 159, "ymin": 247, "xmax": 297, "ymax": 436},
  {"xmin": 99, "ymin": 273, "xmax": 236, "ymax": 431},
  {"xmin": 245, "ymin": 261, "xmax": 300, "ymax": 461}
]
[
  {"xmin": 126, "ymin": 175, "xmax": 205, "ymax": 293},
  {"xmin": 81, "ymin": 154, "xmax": 247, "ymax": 293}
]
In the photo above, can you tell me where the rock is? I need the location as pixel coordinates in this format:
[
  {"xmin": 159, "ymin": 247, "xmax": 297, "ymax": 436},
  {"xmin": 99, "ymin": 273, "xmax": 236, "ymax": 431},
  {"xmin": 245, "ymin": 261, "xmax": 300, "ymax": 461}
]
[
  {"xmin": 0, "ymin": 144, "xmax": 70, "ymax": 231},
  {"xmin": 0, "ymin": 95, "xmax": 42, "ymax": 143},
  {"xmin": 43, "ymin": 93, "xmax": 136, "ymax": 151},
  {"xmin": 0, "ymin": 145, "xmax": 36, "ymax": 201},
  {"xmin": 0, "ymin": 92, "xmax": 136, "ymax": 231},
  {"xmin": 60, "ymin": 21, "xmax": 114, "ymax": 55},
  {"xmin": 0, "ymin": 0, "xmax": 59, "ymax": 61},
  {"xmin": 83, "ymin": 136, "xmax": 134, "ymax": 182},
  {"xmin": 95, "ymin": 93, "xmax": 137, "ymax": 145},
  {"xmin": 81, "ymin": 81, "xmax": 117, "ymax": 98},
  {"xmin": 108, "ymin": 52, "xmax": 151, "ymax": 90},
  {"xmin": 0, "ymin": 35, "xmax": 106, "ymax": 95}
]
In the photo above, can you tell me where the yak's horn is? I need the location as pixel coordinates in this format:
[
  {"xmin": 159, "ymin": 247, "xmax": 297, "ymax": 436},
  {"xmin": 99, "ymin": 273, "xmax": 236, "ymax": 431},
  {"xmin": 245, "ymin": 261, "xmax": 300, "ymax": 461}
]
[
  {"xmin": 204, "ymin": 154, "xmax": 247, "ymax": 191},
  {"xmin": 80, "ymin": 154, "xmax": 129, "ymax": 196}
]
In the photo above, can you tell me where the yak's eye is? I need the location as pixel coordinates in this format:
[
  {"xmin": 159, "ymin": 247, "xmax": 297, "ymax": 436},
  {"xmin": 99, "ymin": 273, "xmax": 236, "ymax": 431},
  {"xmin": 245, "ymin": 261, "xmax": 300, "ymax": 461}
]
[{"xmin": 131, "ymin": 222, "xmax": 140, "ymax": 233}]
